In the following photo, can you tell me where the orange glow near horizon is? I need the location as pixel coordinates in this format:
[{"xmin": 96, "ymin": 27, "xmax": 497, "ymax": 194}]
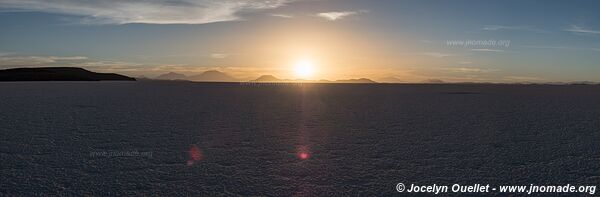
[{"xmin": 161, "ymin": 21, "xmax": 425, "ymax": 82}]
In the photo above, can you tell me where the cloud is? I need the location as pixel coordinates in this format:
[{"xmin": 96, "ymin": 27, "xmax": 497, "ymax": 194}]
[
  {"xmin": 471, "ymin": 48, "xmax": 504, "ymax": 52},
  {"xmin": 482, "ymin": 25, "xmax": 547, "ymax": 33},
  {"xmin": 564, "ymin": 25, "xmax": 600, "ymax": 35},
  {"xmin": 503, "ymin": 75, "xmax": 544, "ymax": 82},
  {"xmin": 449, "ymin": 67, "xmax": 499, "ymax": 73},
  {"xmin": 418, "ymin": 52, "xmax": 457, "ymax": 58},
  {"xmin": 317, "ymin": 10, "xmax": 367, "ymax": 21},
  {"xmin": 210, "ymin": 53, "xmax": 230, "ymax": 59},
  {"xmin": 0, "ymin": 0, "xmax": 290, "ymax": 24},
  {"xmin": 0, "ymin": 54, "xmax": 271, "ymax": 79},
  {"xmin": 0, "ymin": 52, "xmax": 15, "ymax": 57},
  {"xmin": 270, "ymin": 13, "xmax": 293, "ymax": 18},
  {"xmin": 522, "ymin": 45, "xmax": 600, "ymax": 52},
  {"xmin": 0, "ymin": 55, "xmax": 88, "ymax": 67}
]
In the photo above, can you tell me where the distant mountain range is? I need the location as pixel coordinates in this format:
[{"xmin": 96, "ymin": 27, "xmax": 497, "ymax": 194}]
[
  {"xmin": 334, "ymin": 78, "xmax": 377, "ymax": 83},
  {"xmin": 151, "ymin": 71, "xmax": 379, "ymax": 84},
  {"xmin": 0, "ymin": 67, "xmax": 377, "ymax": 83},
  {"xmin": 2, "ymin": 67, "xmax": 597, "ymax": 84},
  {"xmin": 155, "ymin": 72, "xmax": 186, "ymax": 80},
  {"xmin": 0, "ymin": 67, "xmax": 135, "ymax": 81},
  {"xmin": 251, "ymin": 75, "xmax": 282, "ymax": 82},
  {"xmin": 378, "ymin": 76, "xmax": 404, "ymax": 83},
  {"xmin": 250, "ymin": 75, "xmax": 376, "ymax": 83},
  {"xmin": 141, "ymin": 72, "xmax": 600, "ymax": 84},
  {"xmin": 422, "ymin": 79, "xmax": 446, "ymax": 84},
  {"xmin": 153, "ymin": 70, "xmax": 239, "ymax": 82},
  {"xmin": 187, "ymin": 70, "xmax": 237, "ymax": 82}
]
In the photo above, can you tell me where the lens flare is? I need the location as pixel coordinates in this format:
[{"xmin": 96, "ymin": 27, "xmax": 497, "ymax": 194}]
[
  {"xmin": 298, "ymin": 152, "xmax": 310, "ymax": 160},
  {"xmin": 187, "ymin": 144, "xmax": 203, "ymax": 166}
]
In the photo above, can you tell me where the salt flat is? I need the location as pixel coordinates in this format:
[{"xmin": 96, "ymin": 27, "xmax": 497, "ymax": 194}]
[{"xmin": 1, "ymin": 81, "xmax": 600, "ymax": 196}]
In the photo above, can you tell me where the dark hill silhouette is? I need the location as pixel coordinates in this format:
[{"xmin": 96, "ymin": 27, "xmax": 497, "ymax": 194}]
[
  {"xmin": 335, "ymin": 78, "xmax": 377, "ymax": 83},
  {"xmin": 378, "ymin": 76, "xmax": 403, "ymax": 83},
  {"xmin": 251, "ymin": 75, "xmax": 282, "ymax": 82},
  {"xmin": 423, "ymin": 79, "xmax": 445, "ymax": 84},
  {"xmin": 0, "ymin": 67, "xmax": 135, "ymax": 81},
  {"xmin": 249, "ymin": 75, "xmax": 377, "ymax": 83},
  {"xmin": 156, "ymin": 72, "xmax": 186, "ymax": 80},
  {"xmin": 187, "ymin": 70, "xmax": 237, "ymax": 82}
]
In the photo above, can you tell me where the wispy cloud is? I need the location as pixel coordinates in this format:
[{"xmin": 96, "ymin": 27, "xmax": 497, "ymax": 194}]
[
  {"xmin": 0, "ymin": 52, "xmax": 15, "ymax": 57},
  {"xmin": 417, "ymin": 52, "xmax": 457, "ymax": 58},
  {"xmin": 482, "ymin": 25, "xmax": 547, "ymax": 33},
  {"xmin": 0, "ymin": 54, "xmax": 273, "ymax": 79},
  {"xmin": 522, "ymin": 45, "xmax": 600, "ymax": 52},
  {"xmin": 210, "ymin": 53, "xmax": 231, "ymax": 59},
  {"xmin": 317, "ymin": 10, "xmax": 367, "ymax": 21},
  {"xmin": 0, "ymin": 54, "xmax": 197, "ymax": 76},
  {"xmin": 447, "ymin": 67, "xmax": 499, "ymax": 73},
  {"xmin": 471, "ymin": 48, "xmax": 504, "ymax": 52},
  {"xmin": 270, "ymin": 13, "xmax": 294, "ymax": 18},
  {"xmin": 0, "ymin": 55, "xmax": 88, "ymax": 67},
  {"xmin": 0, "ymin": 0, "xmax": 290, "ymax": 24},
  {"xmin": 564, "ymin": 25, "xmax": 600, "ymax": 35},
  {"xmin": 503, "ymin": 75, "xmax": 544, "ymax": 82}
]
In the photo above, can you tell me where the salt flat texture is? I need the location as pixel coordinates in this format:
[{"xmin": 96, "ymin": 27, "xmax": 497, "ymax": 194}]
[{"xmin": 1, "ymin": 82, "xmax": 600, "ymax": 196}]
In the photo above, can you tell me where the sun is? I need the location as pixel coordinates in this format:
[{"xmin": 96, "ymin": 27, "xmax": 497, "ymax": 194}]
[{"xmin": 293, "ymin": 58, "xmax": 316, "ymax": 79}]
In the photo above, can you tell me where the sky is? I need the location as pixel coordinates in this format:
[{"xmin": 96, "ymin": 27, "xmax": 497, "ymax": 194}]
[{"xmin": 1, "ymin": 0, "xmax": 600, "ymax": 82}]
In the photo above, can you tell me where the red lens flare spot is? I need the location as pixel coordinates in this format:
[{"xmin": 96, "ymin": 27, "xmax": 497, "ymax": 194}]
[
  {"xmin": 187, "ymin": 144, "xmax": 203, "ymax": 166},
  {"xmin": 298, "ymin": 152, "xmax": 309, "ymax": 160}
]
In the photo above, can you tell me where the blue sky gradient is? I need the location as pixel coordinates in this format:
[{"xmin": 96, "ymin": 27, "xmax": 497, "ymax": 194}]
[{"xmin": 1, "ymin": 0, "xmax": 599, "ymax": 82}]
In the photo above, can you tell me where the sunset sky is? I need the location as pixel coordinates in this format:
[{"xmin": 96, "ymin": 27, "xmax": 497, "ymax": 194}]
[{"xmin": 1, "ymin": 0, "xmax": 600, "ymax": 82}]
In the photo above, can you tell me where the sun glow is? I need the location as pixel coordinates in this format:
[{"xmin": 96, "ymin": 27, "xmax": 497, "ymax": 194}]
[{"xmin": 293, "ymin": 58, "xmax": 316, "ymax": 79}]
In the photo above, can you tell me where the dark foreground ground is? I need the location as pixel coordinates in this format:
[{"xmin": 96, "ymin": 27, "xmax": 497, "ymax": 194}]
[{"xmin": 1, "ymin": 81, "xmax": 600, "ymax": 196}]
